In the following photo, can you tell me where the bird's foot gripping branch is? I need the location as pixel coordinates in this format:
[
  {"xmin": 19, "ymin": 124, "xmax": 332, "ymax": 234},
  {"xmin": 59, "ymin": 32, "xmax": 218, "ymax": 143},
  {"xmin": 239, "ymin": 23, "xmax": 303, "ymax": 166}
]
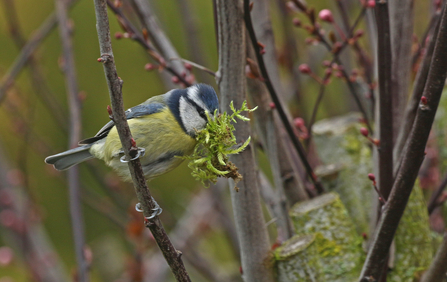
[{"xmin": 183, "ymin": 101, "xmax": 256, "ymax": 190}]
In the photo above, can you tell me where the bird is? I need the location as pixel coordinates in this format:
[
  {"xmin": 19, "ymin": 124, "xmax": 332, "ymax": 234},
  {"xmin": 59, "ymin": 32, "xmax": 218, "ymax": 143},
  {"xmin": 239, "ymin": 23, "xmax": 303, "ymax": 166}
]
[{"xmin": 45, "ymin": 83, "xmax": 219, "ymax": 183}]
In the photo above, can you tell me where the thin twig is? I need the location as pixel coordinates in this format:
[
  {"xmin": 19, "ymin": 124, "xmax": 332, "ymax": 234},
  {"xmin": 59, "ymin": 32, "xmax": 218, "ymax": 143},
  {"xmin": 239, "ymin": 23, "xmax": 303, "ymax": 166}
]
[
  {"xmin": 0, "ymin": 149, "xmax": 69, "ymax": 282},
  {"xmin": 0, "ymin": 0, "xmax": 78, "ymax": 115},
  {"xmin": 92, "ymin": 1, "xmax": 191, "ymax": 281},
  {"xmin": 427, "ymin": 171, "xmax": 447, "ymax": 214},
  {"xmin": 105, "ymin": 0, "xmax": 191, "ymax": 87},
  {"xmin": 305, "ymin": 72, "xmax": 331, "ymax": 148},
  {"xmin": 375, "ymin": 0, "xmax": 393, "ymax": 200},
  {"xmin": 359, "ymin": 3, "xmax": 447, "ymax": 280},
  {"xmin": 130, "ymin": 0, "xmax": 192, "ymax": 83},
  {"xmin": 394, "ymin": 12, "xmax": 441, "ymax": 165},
  {"xmin": 169, "ymin": 58, "xmax": 216, "ymax": 77},
  {"xmin": 244, "ymin": 0, "xmax": 324, "ymax": 193},
  {"xmin": 420, "ymin": 232, "xmax": 447, "ymax": 282},
  {"xmin": 55, "ymin": 0, "xmax": 87, "ymax": 280}
]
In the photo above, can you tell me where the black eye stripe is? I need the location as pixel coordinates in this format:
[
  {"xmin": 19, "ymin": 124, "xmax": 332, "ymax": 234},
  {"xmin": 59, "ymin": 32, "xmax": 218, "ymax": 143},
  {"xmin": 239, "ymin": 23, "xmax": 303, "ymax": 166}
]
[{"xmin": 183, "ymin": 96, "xmax": 207, "ymax": 120}]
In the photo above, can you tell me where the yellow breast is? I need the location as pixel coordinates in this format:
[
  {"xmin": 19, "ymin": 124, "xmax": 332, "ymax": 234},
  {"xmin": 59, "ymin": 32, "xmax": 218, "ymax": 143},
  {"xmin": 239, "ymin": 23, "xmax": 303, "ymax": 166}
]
[{"xmin": 90, "ymin": 108, "xmax": 196, "ymax": 181}]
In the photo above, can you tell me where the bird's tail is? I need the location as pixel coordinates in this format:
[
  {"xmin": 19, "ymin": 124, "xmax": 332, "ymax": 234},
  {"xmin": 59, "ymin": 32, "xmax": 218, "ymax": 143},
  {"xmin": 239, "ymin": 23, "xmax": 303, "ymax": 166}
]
[{"xmin": 45, "ymin": 144, "xmax": 94, "ymax": 171}]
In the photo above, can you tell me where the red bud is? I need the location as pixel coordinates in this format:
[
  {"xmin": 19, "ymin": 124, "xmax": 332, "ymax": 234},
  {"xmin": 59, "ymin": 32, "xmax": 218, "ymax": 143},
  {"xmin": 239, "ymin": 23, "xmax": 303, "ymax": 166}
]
[
  {"xmin": 421, "ymin": 96, "xmax": 428, "ymax": 105},
  {"xmin": 318, "ymin": 9, "xmax": 334, "ymax": 23},
  {"xmin": 294, "ymin": 117, "xmax": 305, "ymax": 128},
  {"xmin": 115, "ymin": 32, "xmax": 123, "ymax": 39},
  {"xmin": 299, "ymin": 64, "xmax": 311, "ymax": 74},
  {"xmin": 368, "ymin": 173, "xmax": 375, "ymax": 181},
  {"xmin": 107, "ymin": 105, "xmax": 113, "ymax": 116},
  {"xmin": 360, "ymin": 127, "xmax": 369, "ymax": 137},
  {"xmin": 292, "ymin": 18, "xmax": 301, "ymax": 27}
]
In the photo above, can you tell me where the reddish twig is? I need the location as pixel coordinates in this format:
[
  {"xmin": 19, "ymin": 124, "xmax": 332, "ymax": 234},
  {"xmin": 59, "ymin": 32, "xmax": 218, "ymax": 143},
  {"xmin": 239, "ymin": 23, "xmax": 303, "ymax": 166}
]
[
  {"xmin": 427, "ymin": 171, "xmax": 447, "ymax": 214},
  {"xmin": 244, "ymin": 0, "xmax": 324, "ymax": 193},
  {"xmin": 359, "ymin": 3, "xmax": 447, "ymax": 280},
  {"xmin": 420, "ymin": 232, "xmax": 447, "ymax": 282},
  {"xmin": 374, "ymin": 0, "xmax": 393, "ymax": 200},
  {"xmin": 105, "ymin": 0, "xmax": 190, "ymax": 87}
]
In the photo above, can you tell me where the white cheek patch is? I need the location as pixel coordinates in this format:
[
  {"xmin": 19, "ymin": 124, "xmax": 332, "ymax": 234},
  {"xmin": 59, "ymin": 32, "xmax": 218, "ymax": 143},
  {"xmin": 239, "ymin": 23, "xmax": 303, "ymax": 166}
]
[{"xmin": 179, "ymin": 97, "xmax": 207, "ymax": 135}]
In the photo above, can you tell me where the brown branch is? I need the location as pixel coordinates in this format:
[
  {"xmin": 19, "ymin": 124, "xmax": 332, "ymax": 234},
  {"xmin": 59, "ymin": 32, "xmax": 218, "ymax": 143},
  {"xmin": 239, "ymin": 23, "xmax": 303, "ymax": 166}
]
[
  {"xmin": 359, "ymin": 2, "xmax": 447, "ymax": 280},
  {"xmin": 375, "ymin": 0, "xmax": 393, "ymax": 201},
  {"xmin": 92, "ymin": 1, "xmax": 191, "ymax": 281}
]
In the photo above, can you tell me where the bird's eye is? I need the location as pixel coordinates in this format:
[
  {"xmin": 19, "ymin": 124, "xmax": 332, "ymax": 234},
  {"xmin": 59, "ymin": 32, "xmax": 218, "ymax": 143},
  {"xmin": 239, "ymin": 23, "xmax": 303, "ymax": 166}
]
[{"xmin": 198, "ymin": 109, "xmax": 207, "ymax": 119}]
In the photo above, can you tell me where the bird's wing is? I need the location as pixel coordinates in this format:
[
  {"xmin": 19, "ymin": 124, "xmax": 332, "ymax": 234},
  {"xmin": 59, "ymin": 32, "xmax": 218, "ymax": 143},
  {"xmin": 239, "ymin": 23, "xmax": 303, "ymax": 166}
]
[{"xmin": 78, "ymin": 102, "xmax": 166, "ymax": 145}]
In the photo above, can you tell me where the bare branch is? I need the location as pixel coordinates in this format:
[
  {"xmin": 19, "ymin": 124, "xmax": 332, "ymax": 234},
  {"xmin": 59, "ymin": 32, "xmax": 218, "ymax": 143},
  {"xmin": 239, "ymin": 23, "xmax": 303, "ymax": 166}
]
[
  {"xmin": 375, "ymin": 0, "xmax": 394, "ymax": 200},
  {"xmin": 394, "ymin": 11, "xmax": 441, "ymax": 165},
  {"xmin": 427, "ymin": 171, "xmax": 447, "ymax": 214},
  {"xmin": 130, "ymin": 0, "xmax": 192, "ymax": 82},
  {"xmin": 420, "ymin": 232, "xmax": 447, "ymax": 282},
  {"xmin": 92, "ymin": 1, "xmax": 191, "ymax": 281},
  {"xmin": 244, "ymin": 0, "xmax": 324, "ymax": 193},
  {"xmin": 360, "ymin": 2, "xmax": 447, "ymax": 280}
]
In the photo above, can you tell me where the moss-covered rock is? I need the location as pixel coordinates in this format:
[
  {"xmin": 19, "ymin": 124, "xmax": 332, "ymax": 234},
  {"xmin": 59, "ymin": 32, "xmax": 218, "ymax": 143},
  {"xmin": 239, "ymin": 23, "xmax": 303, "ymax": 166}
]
[
  {"xmin": 388, "ymin": 183, "xmax": 433, "ymax": 282},
  {"xmin": 289, "ymin": 192, "xmax": 364, "ymax": 282},
  {"xmin": 312, "ymin": 113, "xmax": 373, "ymax": 235},
  {"xmin": 274, "ymin": 234, "xmax": 320, "ymax": 282}
]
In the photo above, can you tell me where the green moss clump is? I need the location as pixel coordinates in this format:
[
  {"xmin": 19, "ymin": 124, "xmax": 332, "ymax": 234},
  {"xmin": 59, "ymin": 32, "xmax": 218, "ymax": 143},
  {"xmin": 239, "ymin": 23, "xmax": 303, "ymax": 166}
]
[{"xmin": 182, "ymin": 101, "xmax": 256, "ymax": 189}]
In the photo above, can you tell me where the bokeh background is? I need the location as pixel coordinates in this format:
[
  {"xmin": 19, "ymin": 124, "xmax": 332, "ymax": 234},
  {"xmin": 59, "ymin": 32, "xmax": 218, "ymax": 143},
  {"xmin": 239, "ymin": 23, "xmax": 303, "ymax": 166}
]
[{"xmin": 0, "ymin": 0, "xmax": 434, "ymax": 281}]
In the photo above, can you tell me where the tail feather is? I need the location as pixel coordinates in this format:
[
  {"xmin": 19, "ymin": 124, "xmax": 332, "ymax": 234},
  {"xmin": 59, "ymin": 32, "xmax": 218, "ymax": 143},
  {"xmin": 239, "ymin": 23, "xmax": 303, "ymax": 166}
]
[{"xmin": 45, "ymin": 144, "xmax": 94, "ymax": 170}]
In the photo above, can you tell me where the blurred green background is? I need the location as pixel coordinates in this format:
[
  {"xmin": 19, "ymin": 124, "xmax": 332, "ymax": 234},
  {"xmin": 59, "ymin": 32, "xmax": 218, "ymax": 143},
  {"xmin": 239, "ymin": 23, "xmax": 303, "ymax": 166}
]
[{"xmin": 0, "ymin": 0, "xmax": 431, "ymax": 281}]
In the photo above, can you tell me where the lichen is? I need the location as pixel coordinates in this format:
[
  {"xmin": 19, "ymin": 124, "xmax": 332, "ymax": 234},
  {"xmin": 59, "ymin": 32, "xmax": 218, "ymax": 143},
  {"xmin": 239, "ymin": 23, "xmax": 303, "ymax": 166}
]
[{"xmin": 289, "ymin": 192, "xmax": 364, "ymax": 282}]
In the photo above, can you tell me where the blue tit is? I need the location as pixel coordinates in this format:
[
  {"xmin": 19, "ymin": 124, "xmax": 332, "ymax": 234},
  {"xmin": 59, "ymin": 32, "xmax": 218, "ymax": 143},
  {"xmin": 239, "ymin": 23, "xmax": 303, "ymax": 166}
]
[{"xmin": 45, "ymin": 83, "xmax": 219, "ymax": 182}]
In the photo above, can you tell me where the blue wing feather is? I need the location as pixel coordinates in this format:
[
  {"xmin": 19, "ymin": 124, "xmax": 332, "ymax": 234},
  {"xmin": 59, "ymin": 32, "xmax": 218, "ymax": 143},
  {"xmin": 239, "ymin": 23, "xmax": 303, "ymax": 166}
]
[{"xmin": 79, "ymin": 102, "xmax": 165, "ymax": 145}]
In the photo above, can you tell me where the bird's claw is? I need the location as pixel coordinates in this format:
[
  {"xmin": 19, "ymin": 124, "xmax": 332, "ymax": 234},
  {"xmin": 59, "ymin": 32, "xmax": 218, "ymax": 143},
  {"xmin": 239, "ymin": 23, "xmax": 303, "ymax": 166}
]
[
  {"xmin": 120, "ymin": 147, "xmax": 146, "ymax": 163},
  {"xmin": 135, "ymin": 197, "xmax": 163, "ymax": 221}
]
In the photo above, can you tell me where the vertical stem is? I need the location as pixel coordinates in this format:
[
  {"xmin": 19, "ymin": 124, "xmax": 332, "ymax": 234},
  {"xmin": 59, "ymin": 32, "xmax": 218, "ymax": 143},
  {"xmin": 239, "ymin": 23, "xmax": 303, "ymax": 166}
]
[
  {"xmin": 54, "ymin": 0, "xmax": 87, "ymax": 280},
  {"xmin": 420, "ymin": 232, "xmax": 447, "ymax": 282},
  {"xmin": 244, "ymin": 0, "xmax": 323, "ymax": 193},
  {"xmin": 215, "ymin": 0, "xmax": 273, "ymax": 281},
  {"xmin": 389, "ymin": 0, "xmax": 414, "ymax": 140},
  {"xmin": 359, "ymin": 3, "xmax": 447, "ymax": 280},
  {"xmin": 375, "ymin": 0, "xmax": 393, "ymax": 200},
  {"xmin": 92, "ymin": 1, "xmax": 191, "ymax": 281}
]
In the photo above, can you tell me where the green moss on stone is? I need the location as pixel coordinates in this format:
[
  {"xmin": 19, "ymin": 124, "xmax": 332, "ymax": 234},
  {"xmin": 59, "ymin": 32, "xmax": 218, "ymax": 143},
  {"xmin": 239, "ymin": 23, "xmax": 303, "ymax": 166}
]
[
  {"xmin": 388, "ymin": 183, "xmax": 433, "ymax": 282},
  {"xmin": 289, "ymin": 192, "xmax": 364, "ymax": 282}
]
